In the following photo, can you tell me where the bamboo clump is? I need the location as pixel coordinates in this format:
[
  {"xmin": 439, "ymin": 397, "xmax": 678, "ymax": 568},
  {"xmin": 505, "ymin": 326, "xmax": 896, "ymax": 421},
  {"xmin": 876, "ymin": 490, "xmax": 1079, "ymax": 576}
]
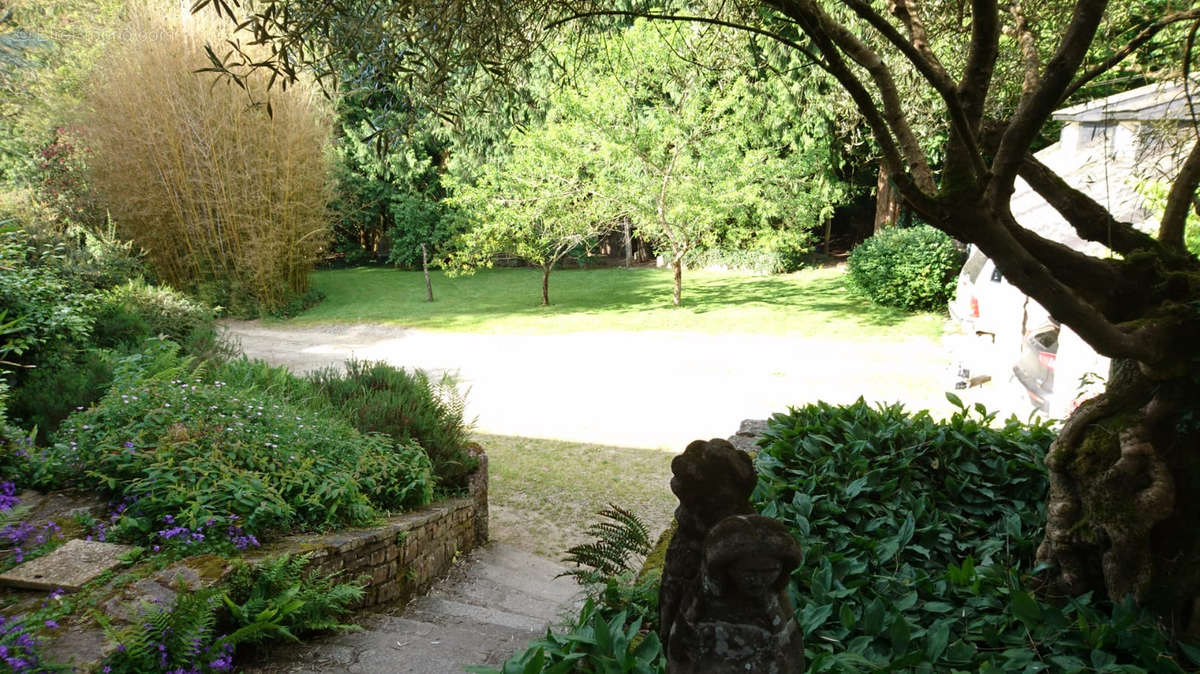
[{"xmin": 84, "ymin": 4, "xmax": 333, "ymax": 314}]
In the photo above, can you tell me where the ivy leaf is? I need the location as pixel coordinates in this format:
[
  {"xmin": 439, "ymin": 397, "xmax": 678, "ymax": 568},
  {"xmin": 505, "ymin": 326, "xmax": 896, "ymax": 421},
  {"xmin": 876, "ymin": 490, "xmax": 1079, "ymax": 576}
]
[{"xmin": 799, "ymin": 603, "xmax": 834, "ymax": 635}]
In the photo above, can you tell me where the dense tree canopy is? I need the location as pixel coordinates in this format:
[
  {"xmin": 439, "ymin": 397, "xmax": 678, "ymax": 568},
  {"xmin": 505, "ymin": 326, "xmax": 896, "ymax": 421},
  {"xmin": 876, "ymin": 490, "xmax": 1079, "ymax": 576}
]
[{"xmin": 197, "ymin": 0, "xmax": 1200, "ymax": 638}]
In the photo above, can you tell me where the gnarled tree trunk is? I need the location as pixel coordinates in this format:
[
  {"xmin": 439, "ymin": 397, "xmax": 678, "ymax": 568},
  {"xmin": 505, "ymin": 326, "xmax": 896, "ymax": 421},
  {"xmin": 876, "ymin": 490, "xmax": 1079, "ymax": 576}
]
[{"xmin": 1037, "ymin": 358, "xmax": 1200, "ymax": 639}]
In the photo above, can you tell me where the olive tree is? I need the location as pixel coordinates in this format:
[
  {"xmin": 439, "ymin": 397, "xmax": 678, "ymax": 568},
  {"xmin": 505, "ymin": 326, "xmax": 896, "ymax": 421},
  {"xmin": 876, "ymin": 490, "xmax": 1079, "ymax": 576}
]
[{"xmin": 196, "ymin": 0, "xmax": 1200, "ymax": 635}]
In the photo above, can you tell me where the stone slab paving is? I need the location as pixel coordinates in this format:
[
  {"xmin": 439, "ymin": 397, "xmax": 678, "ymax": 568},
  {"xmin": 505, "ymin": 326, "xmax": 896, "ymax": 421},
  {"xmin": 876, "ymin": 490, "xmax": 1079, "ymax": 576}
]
[
  {"xmin": 0, "ymin": 539, "xmax": 134, "ymax": 592},
  {"xmin": 243, "ymin": 543, "xmax": 581, "ymax": 674}
]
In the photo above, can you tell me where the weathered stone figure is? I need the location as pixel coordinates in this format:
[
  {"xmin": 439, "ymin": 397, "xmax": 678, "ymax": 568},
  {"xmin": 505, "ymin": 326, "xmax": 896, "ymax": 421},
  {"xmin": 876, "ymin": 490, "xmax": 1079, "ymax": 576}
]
[
  {"xmin": 667, "ymin": 515, "xmax": 804, "ymax": 673},
  {"xmin": 659, "ymin": 439, "xmax": 757, "ymax": 645},
  {"xmin": 659, "ymin": 438, "xmax": 804, "ymax": 672}
]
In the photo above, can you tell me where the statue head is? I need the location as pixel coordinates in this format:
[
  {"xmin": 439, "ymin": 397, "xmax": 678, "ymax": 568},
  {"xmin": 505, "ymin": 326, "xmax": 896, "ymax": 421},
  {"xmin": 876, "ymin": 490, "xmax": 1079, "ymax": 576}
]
[
  {"xmin": 703, "ymin": 514, "xmax": 803, "ymax": 599},
  {"xmin": 670, "ymin": 439, "xmax": 757, "ymax": 531}
]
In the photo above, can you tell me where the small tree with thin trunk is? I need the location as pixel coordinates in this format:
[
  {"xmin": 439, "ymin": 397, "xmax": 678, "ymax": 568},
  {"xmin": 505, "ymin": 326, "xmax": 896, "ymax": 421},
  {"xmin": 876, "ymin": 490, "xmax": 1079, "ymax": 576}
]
[{"xmin": 446, "ymin": 115, "xmax": 613, "ymax": 306}]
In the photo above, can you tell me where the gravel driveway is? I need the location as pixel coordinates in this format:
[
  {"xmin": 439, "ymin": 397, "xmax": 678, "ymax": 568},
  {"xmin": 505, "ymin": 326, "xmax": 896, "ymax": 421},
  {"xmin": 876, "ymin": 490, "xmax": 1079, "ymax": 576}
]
[{"xmin": 222, "ymin": 321, "xmax": 954, "ymax": 450}]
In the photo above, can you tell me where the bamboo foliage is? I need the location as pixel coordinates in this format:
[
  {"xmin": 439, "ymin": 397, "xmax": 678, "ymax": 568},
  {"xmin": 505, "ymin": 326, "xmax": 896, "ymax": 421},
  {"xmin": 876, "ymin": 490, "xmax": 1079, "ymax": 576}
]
[{"xmin": 85, "ymin": 5, "xmax": 332, "ymax": 314}]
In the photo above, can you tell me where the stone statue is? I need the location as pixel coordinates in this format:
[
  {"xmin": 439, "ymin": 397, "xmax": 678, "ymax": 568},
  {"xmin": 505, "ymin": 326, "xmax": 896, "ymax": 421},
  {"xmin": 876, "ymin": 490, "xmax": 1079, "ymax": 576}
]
[
  {"xmin": 658, "ymin": 439, "xmax": 757, "ymax": 644},
  {"xmin": 666, "ymin": 515, "xmax": 804, "ymax": 673}
]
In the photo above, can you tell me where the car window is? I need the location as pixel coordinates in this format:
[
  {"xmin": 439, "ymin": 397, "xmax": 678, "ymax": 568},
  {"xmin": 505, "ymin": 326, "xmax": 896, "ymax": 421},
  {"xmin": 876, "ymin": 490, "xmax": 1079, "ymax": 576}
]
[
  {"xmin": 961, "ymin": 250, "xmax": 987, "ymax": 283},
  {"xmin": 1032, "ymin": 328, "xmax": 1059, "ymax": 351}
]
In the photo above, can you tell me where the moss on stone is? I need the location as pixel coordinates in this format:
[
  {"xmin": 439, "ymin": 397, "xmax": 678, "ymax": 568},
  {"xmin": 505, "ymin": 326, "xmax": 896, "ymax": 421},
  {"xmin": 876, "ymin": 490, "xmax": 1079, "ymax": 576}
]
[{"xmin": 638, "ymin": 520, "xmax": 674, "ymax": 586}]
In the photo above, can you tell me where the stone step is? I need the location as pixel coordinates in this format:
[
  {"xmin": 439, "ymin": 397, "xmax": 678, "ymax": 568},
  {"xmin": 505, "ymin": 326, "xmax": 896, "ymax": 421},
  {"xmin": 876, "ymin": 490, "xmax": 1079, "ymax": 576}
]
[
  {"xmin": 404, "ymin": 596, "xmax": 549, "ymax": 633},
  {"xmin": 243, "ymin": 613, "xmax": 533, "ymax": 674},
  {"xmin": 242, "ymin": 544, "xmax": 580, "ymax": 674}
]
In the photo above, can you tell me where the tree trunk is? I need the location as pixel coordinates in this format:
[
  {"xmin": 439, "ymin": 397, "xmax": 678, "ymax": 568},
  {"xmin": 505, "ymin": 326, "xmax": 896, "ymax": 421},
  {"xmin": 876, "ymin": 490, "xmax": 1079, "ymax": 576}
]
[
  {"xmin": 421, "ymin": 243, "xmax": 434, "ymax": 302},
  {"xmin": 623, "ymin": 216, "xmax": 633, "ymax": 268},
  {"xmin": 672, "ymin": 258, "xmax": 682, "ymax": 307},
  {"xmin": 874, "ymin": 162, "xmax": 902, "ymax": 232},
  {"xmin": 1036, "ymin": 360, "xmax": 1200, "ymax": 639},
  {"xmin": 541, "ymin": 265, "xmax": 551, "ymax": 306}
]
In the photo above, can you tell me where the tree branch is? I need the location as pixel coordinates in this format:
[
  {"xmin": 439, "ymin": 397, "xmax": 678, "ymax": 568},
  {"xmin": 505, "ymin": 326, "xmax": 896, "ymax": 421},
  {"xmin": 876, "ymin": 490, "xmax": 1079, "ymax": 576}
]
[
  {"xmin": 958, "ymin": 0, "xmax": 1000, "ymax": 127},
  {"xmin": 770, "ymin": 0, "xmax": 936, "ymax": 191},
  {"xmin": 989, "ymin": 0, "xmax": 1108, "ymax": 200},
  {"xmin": 1019, "ymin": 152, "xmax": 1162, "ymax": 255},
  {"xmin": 1009, "ymin": 0, "xmax": 1041, "ymax": 97},
  {"xmin": 1160, "ymin": 139, "xmax": 1200, "ymax": 252},
  {"xmin": 1061, "ymin": 8, "xmax": 1200, "ymax": 104}
]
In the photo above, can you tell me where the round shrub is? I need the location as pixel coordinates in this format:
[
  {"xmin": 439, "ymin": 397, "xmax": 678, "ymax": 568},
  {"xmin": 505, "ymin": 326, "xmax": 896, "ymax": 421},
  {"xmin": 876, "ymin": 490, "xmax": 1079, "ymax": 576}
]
[
  {"xmin": 847, "ymin": 224, "xmax": 964, "ymax": 311},
  {"xmin": 49, "ymin": 374, "xmax": 433, "ymax": 542}
]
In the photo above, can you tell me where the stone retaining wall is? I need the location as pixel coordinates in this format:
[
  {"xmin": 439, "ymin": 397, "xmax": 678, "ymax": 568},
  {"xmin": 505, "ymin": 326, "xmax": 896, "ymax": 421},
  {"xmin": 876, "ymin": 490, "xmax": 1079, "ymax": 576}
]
[{"xmin": 262, "ymin": 450, "xmax": 489, "ymax": 609}]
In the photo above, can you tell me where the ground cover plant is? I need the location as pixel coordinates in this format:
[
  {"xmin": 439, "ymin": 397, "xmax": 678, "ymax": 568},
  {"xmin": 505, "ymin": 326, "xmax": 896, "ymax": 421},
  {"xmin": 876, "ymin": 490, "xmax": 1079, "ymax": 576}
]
[
  {"xmin": 753, "ymin": 397, "xmax": 1199, "ymax": 672},
  {"xmin": 42, "ymin": 345, "xmax": 434, "ymax": 544},
  {"xmin": 293, "ymin": 266, "xmax": 944, "ymax": 339}
]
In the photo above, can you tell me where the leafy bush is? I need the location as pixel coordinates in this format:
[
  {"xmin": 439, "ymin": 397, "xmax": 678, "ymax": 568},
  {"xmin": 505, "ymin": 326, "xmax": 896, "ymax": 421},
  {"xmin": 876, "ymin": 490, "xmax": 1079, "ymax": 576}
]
[
  {"xmin": 0, "ymin": 230, "xmax": 93, "ymax": 370},
  {"xmin": 47, "ymin": 357, "xmax": 433, "ymax": 542},
  {"xmin": 310, "ymin": 360, "xmax": 476, "ymax": 489},
  {"xmin": 846, "ymin": 224, "xmax": 964, "ymax": 311},
  {"xmin": 84, "ymin": 7, "xmax": 332, "ymax": 316},
  {"xmin": 6, "ymin": 348, "xmax": 113, "ymax": 441},
  {"xmin": 92, "ymin": 278, "xmax": 215, "ymax": 345},
  {"xmin": 753, "ymin": 396, "xmax": 1197, "ymax": 672}
]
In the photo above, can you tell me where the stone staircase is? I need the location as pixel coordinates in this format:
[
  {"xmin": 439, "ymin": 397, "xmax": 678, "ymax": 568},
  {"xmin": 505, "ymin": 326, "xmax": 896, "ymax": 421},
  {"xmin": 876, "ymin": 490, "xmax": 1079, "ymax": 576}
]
[{"xmin": 243, "ymin": 544, "xmax": 581, "ymax": 674}]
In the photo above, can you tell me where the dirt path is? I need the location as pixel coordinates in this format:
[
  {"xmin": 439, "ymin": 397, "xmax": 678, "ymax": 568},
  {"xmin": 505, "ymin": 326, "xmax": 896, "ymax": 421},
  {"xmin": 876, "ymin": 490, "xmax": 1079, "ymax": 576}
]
[{"xmin": 221, "ymin": 321, "xmax": 954, "ymax": 450}]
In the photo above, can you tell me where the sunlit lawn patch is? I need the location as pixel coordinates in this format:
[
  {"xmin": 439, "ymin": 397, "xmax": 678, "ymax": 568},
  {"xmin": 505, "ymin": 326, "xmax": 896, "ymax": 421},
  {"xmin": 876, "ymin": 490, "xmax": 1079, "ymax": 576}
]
[{"xmin": 292, "ymin": 266, "xmax": 944, "ymax": 339}]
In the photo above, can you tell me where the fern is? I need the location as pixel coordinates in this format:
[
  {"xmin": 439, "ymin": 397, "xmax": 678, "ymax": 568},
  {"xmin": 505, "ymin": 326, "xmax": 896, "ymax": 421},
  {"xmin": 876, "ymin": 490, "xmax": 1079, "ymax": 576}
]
[
  {"xmin": 101, "ymin": 588, "xmax": 220, "ymax": 673},
  {"xmin": 221, "ymin": 553, "xmax": 364, "ymax": 644},
  {"xmin": 561, "ymin": 505, "xmax": 651, "ymax": 585}
]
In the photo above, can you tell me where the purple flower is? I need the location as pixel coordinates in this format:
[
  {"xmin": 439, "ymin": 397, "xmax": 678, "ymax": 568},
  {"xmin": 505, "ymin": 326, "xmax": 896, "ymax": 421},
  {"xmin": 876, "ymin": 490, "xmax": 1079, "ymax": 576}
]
[{"xmin": 43, "ymin": 620, "xmax": 57, "ymax": 629}]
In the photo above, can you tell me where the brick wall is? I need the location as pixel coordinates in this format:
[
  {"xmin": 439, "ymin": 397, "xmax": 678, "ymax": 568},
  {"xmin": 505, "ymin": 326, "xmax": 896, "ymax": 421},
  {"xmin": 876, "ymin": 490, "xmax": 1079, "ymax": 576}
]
[{"xmin": 267, "ymin": 450, "xmax": 489, "ymax": 609}]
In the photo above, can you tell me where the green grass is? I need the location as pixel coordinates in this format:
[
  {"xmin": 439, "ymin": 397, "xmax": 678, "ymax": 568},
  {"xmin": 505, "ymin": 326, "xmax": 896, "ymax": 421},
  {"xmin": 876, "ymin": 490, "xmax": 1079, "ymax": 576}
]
[
  {"xmin": 478, "ymin": 433, "xmax": 677, "ymax": 559},
  {"xmin": 293, "ymin": 266, "xmax": 944, "ymax": 338}
]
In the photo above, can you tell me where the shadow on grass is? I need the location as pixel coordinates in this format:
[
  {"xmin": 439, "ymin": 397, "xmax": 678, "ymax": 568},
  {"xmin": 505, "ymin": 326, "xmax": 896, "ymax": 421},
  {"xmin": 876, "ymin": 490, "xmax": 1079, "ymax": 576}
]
[{"xmin": 299, "ymin": 266, "xmax": 927, "ymax": 334}]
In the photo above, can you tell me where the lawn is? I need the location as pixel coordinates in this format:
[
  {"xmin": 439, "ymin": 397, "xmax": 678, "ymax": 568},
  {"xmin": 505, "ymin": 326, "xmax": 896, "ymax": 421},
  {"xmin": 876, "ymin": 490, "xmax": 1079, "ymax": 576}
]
[
  {"xmin": 478, "ymin": 433, "xmax": 677, "ymax": 559},
  {"xmin": 293, "ymin": 265, "xmax": 944, "ymax": 339}
]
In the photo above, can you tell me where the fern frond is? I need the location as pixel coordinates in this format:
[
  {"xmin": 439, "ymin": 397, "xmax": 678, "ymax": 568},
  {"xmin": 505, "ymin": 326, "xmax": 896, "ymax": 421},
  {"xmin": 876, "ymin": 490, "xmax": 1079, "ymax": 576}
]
[{"xmin": 561, "ymin": 504, "xmax": 652, "ymax": 584}]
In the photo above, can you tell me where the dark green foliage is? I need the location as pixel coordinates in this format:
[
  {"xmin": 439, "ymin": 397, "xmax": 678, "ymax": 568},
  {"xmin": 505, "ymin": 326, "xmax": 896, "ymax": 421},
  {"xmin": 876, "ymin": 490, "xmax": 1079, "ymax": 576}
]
[
  {"xmin": 221, "ymin": 553, "xmax": 364, "ymax": 644},
  {"xmin": 101, "ymin": 587, "xmax": 225, "ymax": 673},
  {"xmin": 6, "ymin": 347, "xmax": 113, "ymax": 440},
  {"xmin": 92, "ymin": 278, "xmax": 215, "ymax": 345},
  {"xmin": 309, "ymin": 359, "xmax": 476, "ymax": 489},
  {"xmin": 46, "ymin": 347, "xmax": 434, "ymax": 542},
  {"xmin": 561, "ymin": 505, "xmax": 652, "ymax": 585},
  {"xmin": 468, "ymin": 598, "xmax": 665, "ymax": 674},
  {"xmin": 846, "ymin": 225, "xmax": 965, "ymax": 311},
  {"xmin": 102, "ymin": 554, "xmax": 363, "ymax": 673},
  {"xmin": 754, "ymin": 396, "xmax": 1196, "ymax": 672}
]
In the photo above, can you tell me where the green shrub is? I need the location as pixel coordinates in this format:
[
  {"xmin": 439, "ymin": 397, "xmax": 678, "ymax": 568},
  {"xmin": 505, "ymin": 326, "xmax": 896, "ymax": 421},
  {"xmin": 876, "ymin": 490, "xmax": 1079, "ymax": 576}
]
[
  {"xmin": 310, "ymin": 359, "xmax": 476, "ymax": 489},
  {"xmin": 846, "ymin": 224, "xmax": 964, "ymax": 311},
  {"xmin": 753, "ymin": 396, "xmax": 1195, "ymax": 672},
  {"xmin": 94, "ymin": 278, "xmax": 215, "ymax": 345},
  {"xmin": 7, "ymin": 348, "xmax": 114, "ymax": 440},
  {"xmin": 48, "ymin": 360, "xmax": 433, "ymax": 542}
]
